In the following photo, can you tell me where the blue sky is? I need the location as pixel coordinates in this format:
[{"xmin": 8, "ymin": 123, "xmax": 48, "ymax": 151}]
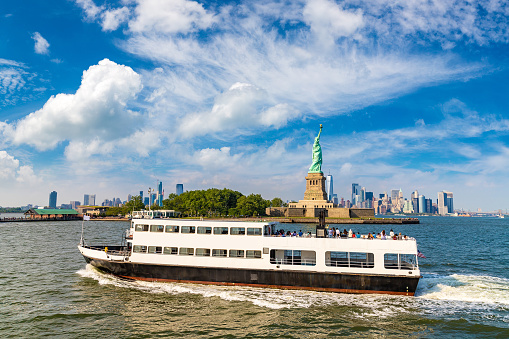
[{"xmin": 1, "ymin": 0, "xmax": 509, "ymax": 211}]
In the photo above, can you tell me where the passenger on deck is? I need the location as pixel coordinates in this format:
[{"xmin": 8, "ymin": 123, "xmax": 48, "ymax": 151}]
[
  {"xmin": 368, "ymin": 232, "xmax": 374, "ymax": 239},
  {"xmin": 287, "ymin": 231, "xmax": 291, "ymax": 237},
  {"xmin": 335, "ymin": 228, "xmax": 340, "ymax": 238},
  {"xmin": 398, "ymin": 232, "xmax": 403, "ymax": 240},
  {"xmin": 291, "ymin": 231, "xmax": 297, "ymax": 237},
  {"xmin": 389, "ymin": 229, "xmax": 394, "ymax": 237},
  {"xmin": 298, "ymin": 230, "xmax": 303, "ymax": 237},
  {"xmin": 307, "ymin": 231, "xmax": 312, "ymax": 238},
  {"xmin": 356, "ymin": 232, "xmax": 361, "ymax": 238},
  {"xmin": 381, "ymin": 230, "xmax": 386, "ymax": 240},
  {"xmin": 328, "ymin": 228, "xmax": 333, "ymax": 238},
  {"xmin": 348, "ymin": 229, "xmax": 353, "ymax": 237}
]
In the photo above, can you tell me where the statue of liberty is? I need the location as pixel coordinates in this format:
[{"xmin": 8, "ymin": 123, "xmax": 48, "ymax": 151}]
[{"xmin": 309, "ymin": 124, "xmax": 323, "ymax": 173}]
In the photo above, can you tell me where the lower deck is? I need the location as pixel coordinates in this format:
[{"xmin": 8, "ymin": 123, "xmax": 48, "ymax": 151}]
[{"xmin": 83, "ymin": 253, "xmax": 420, "ymax": 295}]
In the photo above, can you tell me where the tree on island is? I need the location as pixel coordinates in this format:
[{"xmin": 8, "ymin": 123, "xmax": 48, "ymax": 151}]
[{"xmin": 161, "ymin": 188, "xmax": 275, "ymax": 217}]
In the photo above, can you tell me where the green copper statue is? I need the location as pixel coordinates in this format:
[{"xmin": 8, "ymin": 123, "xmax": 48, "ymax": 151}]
[{"xmin": 309, "ymin": 124, "xmax": 323, "ymax": 173}]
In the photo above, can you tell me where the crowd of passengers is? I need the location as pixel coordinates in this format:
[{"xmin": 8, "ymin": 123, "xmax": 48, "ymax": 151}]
[{"xmin": 271, "ymin": 228, "xmax": 410, "ymax": 240}]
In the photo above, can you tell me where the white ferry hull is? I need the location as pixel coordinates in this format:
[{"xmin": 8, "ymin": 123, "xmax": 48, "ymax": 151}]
[{"xmin": 81, "ymin": 251, "xmax": 420, "ymax": 296}]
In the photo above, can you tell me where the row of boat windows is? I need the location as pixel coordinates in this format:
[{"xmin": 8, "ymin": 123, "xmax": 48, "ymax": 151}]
[
  {"xmin": 132, "ymin": 245, "xmax": 262, "ymax": 258},
  {"xmin": 134, "ymin": 224, "xmax": 262, "ymax": 236},
  {"xmin": 270, "ymin": 250, "xmax": 418, "ymax": 270}
]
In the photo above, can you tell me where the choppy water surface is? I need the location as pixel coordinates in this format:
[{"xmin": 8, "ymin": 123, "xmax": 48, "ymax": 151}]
[{"xmin": 1, "ymin": 216, "xmax": 508, "ymax": 338}]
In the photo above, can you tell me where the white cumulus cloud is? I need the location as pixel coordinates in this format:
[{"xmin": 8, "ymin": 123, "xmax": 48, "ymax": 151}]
[
  {"xmin": 128, "ymin": 0, "xmax": 216, "ymax": 34},
  {"xmin": 8, "ymin": 59, "xmax": 143, "ymax": 150},
  {"xmin": 32, "ymin": 32, "xmax": 50, "ymax": 55}
]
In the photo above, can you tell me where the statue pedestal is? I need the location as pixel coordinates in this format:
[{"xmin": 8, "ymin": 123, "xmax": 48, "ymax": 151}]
[{"xmin": 304, "ymin": 172, "xmax": 327, "ymax": 201}]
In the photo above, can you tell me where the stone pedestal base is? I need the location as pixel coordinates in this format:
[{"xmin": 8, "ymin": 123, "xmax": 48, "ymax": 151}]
[{"xmin": 304, "ymin": 172, "xmax": 328, "ymax": 201}]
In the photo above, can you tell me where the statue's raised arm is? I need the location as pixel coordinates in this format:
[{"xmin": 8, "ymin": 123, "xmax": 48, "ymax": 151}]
[{"xmin": 308, "ymin": 124, "xmax": 323, "ymax": 173}]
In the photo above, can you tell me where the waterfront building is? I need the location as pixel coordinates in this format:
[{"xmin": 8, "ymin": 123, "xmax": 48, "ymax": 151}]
[
  {"xmin": 176, "ymin": 184, "xmax": 184, "ymax": 196},
  {"xmin": 425, "ymin": 198, "xmax": 433, "ymax": 214},
  {"xmin": 144, "ymin": 197, "xmax": 149, "ymax": 206},
  {"xmin": 139, "ymin": 191, "xmax": 144, "ymax": 201},
  {"xmin": 411, "ymin": 190, "xmax": 419, "ymax": 213},
  {"xmin": 70, "ymin": 201, "xmax": 81, "ymax": 210},
  {"xmin": 332, "ymin": 194, "xmax": 338, "ymax": 205},
  {"xmin": 49, "ymin": 191, "xmax": 57, "ymax": 209},
  {"xmin": 403, "ymin": 200, "xmax": 414, "ymax": 213},
  {"xmin": 326, "ymin": 175, "xmax": 333, "ymax": 202}
]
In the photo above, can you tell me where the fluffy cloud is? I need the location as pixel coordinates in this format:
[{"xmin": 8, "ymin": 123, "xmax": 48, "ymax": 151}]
[
  {"xmin": 7, "ymin": 59, "xmax": 142, "ymax": 150},
  {"xmin": 128, "ymin": 0, "xmax": 216, "ymax": 34},
  {"xmin": 32, "ymin": 32, "xmax": 50, "ymax": 55},
  {"xmin": 303, "ymin": 0, "xmax": 364, "ymax": 45},
  {"xmin": 0, "ymin": 150, "xmax": 39, "ymax": 183},
  {"xmin": 101, "ymin": 7, "xmax": 130, "ymax": 31},
  {"xmin": 178, "ymin": 83, "xmax": 298, "ymax": 138}
]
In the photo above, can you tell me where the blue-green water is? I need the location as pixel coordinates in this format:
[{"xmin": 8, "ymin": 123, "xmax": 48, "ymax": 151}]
[{"xmin": 1, "ymin": 216, "xmax": 508, "ymax": 338}]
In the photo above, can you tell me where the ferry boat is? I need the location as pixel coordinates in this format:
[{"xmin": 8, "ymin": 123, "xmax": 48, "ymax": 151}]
[{"xmin": 78, "ymin": 216, "xmax": 422, "ymax": 295}]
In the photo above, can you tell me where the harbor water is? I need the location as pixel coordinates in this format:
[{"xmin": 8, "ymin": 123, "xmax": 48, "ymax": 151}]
[{"xmin": 1, "ymin": 215, "xmax": 508, "ymax": 338}]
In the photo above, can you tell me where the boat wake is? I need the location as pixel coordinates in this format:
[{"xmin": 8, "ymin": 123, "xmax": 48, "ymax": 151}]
[
  {"xmin": 77, "ymin": 265, "xmax": 509, "ymax": 319},
  {"xmin": 417, "ymin": 273, "xmax": 509, "ymax": 306}
]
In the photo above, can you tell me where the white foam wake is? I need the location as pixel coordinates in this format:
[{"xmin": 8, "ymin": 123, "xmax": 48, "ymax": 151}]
[{"xmin": 417, "ymin": 274, "xmax": 509, "ymax": 306}]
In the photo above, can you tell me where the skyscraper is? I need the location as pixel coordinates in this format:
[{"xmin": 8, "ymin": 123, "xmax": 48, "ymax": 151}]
[
  {"xmin": 326, "ymin": 175, "xmax": 333, "ymax": 202},
  {"xmin": 351, "ymin": 183, "xmax": 361, "ymax": 206},
  {"xmin": 437, "ymin": 191, "xmax": 453, "ymax": 215},
  {"xmin": 139, "ymin": 190, "xmax": 143, "ymax": 201},
  {"xmin": 176, "ymin": 184, "xmax": 184, "ymax": 196},
  {"xmin": 157, "ymin": 181, "xmax": 163, "ymax": 207},
  {"xmin": 418, "ymin": 195, "xmax": 426, "ymax": 213},
  {"xmin": 84, "ymin": 194, "xmax": 96, "ymax": 206},
  {"xmin": 49, "ymin": 191, "xmax": 57, "ymax": 209}
]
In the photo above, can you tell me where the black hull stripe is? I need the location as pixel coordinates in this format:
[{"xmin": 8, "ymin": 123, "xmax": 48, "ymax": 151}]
[{"xmin": 83, "ymin": 255, "xmax": 420, "ymax": 296}]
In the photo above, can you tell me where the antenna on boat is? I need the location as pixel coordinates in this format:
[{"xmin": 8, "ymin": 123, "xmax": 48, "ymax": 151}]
[{"xmin": 80, "ymin": 214, "xmax": 90, "ymax": 246}]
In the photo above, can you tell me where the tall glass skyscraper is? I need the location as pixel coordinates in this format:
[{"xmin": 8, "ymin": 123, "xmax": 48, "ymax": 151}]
[
  {"xmin": 351, "ymin": 183, "xmax": 361, "ymax": 205},
  {"xmin": 176, "ymin": 184, "xmax": 184, "ymax": 196},
  {"xmin": 49, "ymin": 191, "xmax": 57, "ymax": 209},
  {"xmin": 326, "ymin": 175, "xmax": 333, "ymax": 202}
]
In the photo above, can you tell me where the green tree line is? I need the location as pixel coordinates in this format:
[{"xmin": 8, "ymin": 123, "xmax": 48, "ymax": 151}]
[{"xmin": 104, "ymin": 188, "xmax": 286, "ymax": 217}]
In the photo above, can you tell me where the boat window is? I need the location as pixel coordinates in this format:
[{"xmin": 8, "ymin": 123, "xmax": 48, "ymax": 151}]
[
  {"xmin": 133, "ymin": 245, "xmax": 147, "ymax": 253},
  {"xmin": 385, "ymin": 253, "xmax": 417, "ymax": 270},
  {"xmin": 326, "ymin": 251, "xmax": 349, "ymax": 267},
  {"xmin": 181, "ymin": 226, "xmax": 195, "ymax": 234},
  {"xmin": 135, "ymin": 224, "xmax": 149, "ymax": 232},
  {"xmin": 148, "ymin": 246, "xmax": 162, "ymax": 254},
  {"xmin": 230, "ymin": 227, "xmax": 245, "ymax": 235},
  {"xmin": 196, "ymin": 248, "xmax": 211, "ymax": 256},
  {"xmin": 213, "ymin": 227, "xmax": 229, "ymax": 235},
  {"xmin": 150, "ymin": 225, "xmax": 164, "ymax": 232},
  {"xmin": 326, "ymin": 251, "xmax": 374, "ymax": 268},
  {"xmin": 163, "ymin": 247, "xmax": 178, "ymax": 255},
  {"xmin": 179, "ymin": 247, "xmax": 194, "ymax": 255},
  {"xmin": 197, "ymin": 226, "xmax": 212, "ymax": 234},
  {"xmin": 165, "ymin": 225, "xmax": 179, "ymax": 233},
  {"xmin": 229, "ymin": 249, "xmax": 244, "ymax": 258},
  {"xmin": 246, "ymin": 250, "xmax": 262, "ymax": 258},
  {"xmin": 270, "ymin": 249, "xmax": 316, "ymax": 266},
  {"xmin": 247, "ymin": 228, "xmax": 262, "ymax": 236},
  {"xmin": 212, "ymin": 249, "xmax": 227, "ymax": 257},
  {"xmin": 384, "ymin": 253, "xmax": 399, "ymax": 269}
]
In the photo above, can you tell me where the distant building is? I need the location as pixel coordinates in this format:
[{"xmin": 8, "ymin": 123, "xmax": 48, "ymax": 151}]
[
  {"xmin": 351, "ymin": 183, "xmax": 361, "ymax": 206},
  {"xmin": 139, "ymin": 190, "xmax": 143, "ymax": 201},
  {"xmin": 49, "ymin": 191, "xmax": 57, "ymax": 209},
  {"xmin": 438, "ymin": 191, "xmax": 453, "ymax": 215},
  {"xmin": 418, "ymin": 195, "xmax": 426, "ymax": 213},
  {"xmin": 60, "ymin": 203, "xmax": 72, "ymax": 209},
  {"xmin": 70, "ymin": 201, "xmax": 81, "ymax": 209},
  {"xmin": 176, "ymin": 183, "xmax": 184, "ymax": 196},
  {"xmin": 326, "ymin": 175, "xmax": 333, "ymax": 202},
  {"xmin": 144, "ymin": 197, "xmax": 149, "ymax": 206},
  {"xmin": 157, "ymin": 181, "xmax": 163, "ymax": 207},
  {"xmin": 84, "ymin": 194, "xmax": 96, "ymax": 206},
  {"xmin": 127, "ymin": 194, "xmax": 132, "ymax": 202}
]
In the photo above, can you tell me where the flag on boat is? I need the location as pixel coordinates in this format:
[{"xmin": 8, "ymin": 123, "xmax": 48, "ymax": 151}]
[
  {"xmin": 417, "ymin": 250, "xmax": 426, "ymax": 259},
  {"xmin": 83, "ymin": 215, "xmax": 90, "ymax": 221}
]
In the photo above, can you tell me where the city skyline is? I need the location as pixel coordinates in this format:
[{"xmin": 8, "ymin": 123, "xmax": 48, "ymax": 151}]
[{"xmin": 2, "ymin": 1, "xmax": 509, "ymax": 211}]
